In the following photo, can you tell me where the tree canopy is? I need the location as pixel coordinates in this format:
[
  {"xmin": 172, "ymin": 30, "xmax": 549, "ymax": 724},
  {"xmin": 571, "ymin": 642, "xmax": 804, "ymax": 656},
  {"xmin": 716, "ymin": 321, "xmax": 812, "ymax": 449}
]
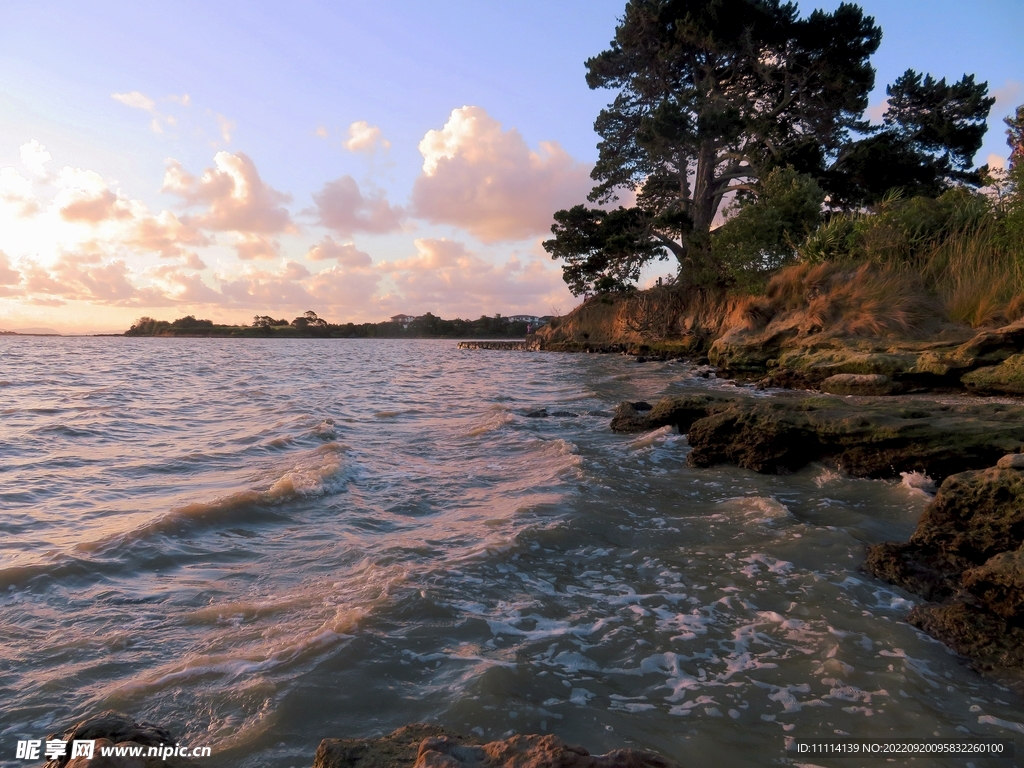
[{"xmin": 545, "ymin": 0, "xmax": 995, "ymax": 295}]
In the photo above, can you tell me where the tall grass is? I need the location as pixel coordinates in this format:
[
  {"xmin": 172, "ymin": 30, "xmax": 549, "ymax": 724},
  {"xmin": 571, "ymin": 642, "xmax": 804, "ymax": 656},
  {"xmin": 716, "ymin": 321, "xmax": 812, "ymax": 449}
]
[
  {"xmin": 797, "ymin": 190, "xmax": 1024, "ymax": 328},
  {"xmin": 914, "ymin": 221, "xmax": 1024, "ymax": 327}
]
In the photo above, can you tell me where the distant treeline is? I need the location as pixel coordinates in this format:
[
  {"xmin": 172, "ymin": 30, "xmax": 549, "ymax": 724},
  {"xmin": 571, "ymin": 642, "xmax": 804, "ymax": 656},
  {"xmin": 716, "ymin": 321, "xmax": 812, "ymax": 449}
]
[{"xmin": 125, "ymin": 311, "xmax": 547, "ymax": 338}]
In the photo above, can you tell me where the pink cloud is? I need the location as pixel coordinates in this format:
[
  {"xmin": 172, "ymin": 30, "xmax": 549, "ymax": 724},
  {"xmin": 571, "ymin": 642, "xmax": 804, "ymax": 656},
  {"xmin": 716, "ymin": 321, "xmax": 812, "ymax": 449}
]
[
  {"xmin": 312, "ymin": 175, "xmax": 404, "ymax": 235},
  {"xmin": 124, "ymin": 211, "xmax": 211, "ymax": 259},
  {"xmin": 163, "ymin": 151, "xmax": 293, "ymax": 234},
  {"xmin": 0, "ymin": 251, "xmax": 22, "ymax": 296},
  {"xmin": 411, "ymin": 106, "xmax": 592, "ymax": 243},
  {"xmin": 234, "ymin": 233, "xmax": 280, "ymax": 261},
  {"xmin": 379, "ymin": 237, "xmax": 572, "ymax": 317},
  {"xmin": 305, "ymin": 235, "xmax": 372, "ymax": 267},
  {"xmin": 17, "ymin": 254, "xmax": 175, "ymax": 307}
]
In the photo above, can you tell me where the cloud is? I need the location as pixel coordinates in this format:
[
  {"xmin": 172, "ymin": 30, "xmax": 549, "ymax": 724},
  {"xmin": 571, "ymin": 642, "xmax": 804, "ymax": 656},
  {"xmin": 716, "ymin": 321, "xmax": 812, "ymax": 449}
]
[
  {"xmin": 988, "ymin": 153, "xmax": 1007, "ymax": 171},
  {"xmin": 865, "ymin": 98, "xmax": 888, "ymax": 124},
  {"xmin": 305, "ymin": 235, "xmax": 372, "ymax": 267},
  {"xmin": 112, "ymin": 91, "xmax": 184, "ymax": 134},
  {"xmin": 54, "ymin": 166, "xmax": 132, "ymax": 223},
  {"xmin": 307, "ymin": 263, "xmax": 381, "ymax": 307},
  {"xmin": 17, "ymin": 253, "xmax": 174, "ymax": 307},
  {"xmin": 411, "ymin": 106, "xmax": 592, "ymax": 243},
  {"xmin": 0, "ymin": 167, "xmax": 40, "ymax": 216},
  {"xmin": 163, "ymin": 151, "xmax": 293, "ymax": 233},
  {"xmin": 0, "ymin": 250, "xmax": 22, "ymax": 293},
  {"xmin": 312, "ymin": 175, "xmax": 404, "ymax": 235},
  {"xmin": 315, "ymin": 126, "xmax": 329, "ymax": 138},
  {"xmin": 344, "ymin": 121, "xmax": 390, "ymax": 153},
  {"xmin": 234, "ymin": 233, "xmax": 280, "ymax": 261},
  {"xmin": 379, "ymin": 237, "xmax": 572, "ymax": 316},
  {"xmin": 20, "ymin": 140, "xmax": 52, "ymax": 178},
  {"xmin": 112, "ymin": 91, "xmax": 156, "ymax": 112},
  {"xmin": 217, "ymin": 114, "xmax": 236, "ymax": 144},
  {"xmin": 124, "ymin": 210, "xmax": 211, "ymax": 259},
  {"xmin": 992, "ymin": 80, "xmax": 1022, "ymax": 109}
]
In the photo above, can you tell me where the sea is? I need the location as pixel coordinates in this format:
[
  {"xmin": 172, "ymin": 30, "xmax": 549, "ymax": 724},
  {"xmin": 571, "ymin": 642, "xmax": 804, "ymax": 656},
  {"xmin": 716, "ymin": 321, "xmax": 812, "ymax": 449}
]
[{"xmin": 1, "ymin": 337, "xmax": 1022, "ymax": 767}]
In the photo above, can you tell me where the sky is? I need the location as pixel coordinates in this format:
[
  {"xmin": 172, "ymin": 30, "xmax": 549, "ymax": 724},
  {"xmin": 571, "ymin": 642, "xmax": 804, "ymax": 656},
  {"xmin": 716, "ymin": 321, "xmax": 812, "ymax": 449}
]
[{"xmin": 0, "ymin": 0, "xmax": 1021, "ymax": 333}]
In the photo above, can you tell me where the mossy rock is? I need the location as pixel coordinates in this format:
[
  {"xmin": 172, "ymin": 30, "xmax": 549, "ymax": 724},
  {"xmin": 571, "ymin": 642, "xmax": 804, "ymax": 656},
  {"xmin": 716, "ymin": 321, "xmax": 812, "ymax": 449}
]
[
  {"xmin": 908, "ymin": 601, "xmax": 1024, "ymax": 673},
  {"xmin": 962, "ymin": 547, "xmax": 1024, "ymax": 619},
  {"xmin": 961, "ymin": 353, "xmax": 1024, "ymax": 395}
]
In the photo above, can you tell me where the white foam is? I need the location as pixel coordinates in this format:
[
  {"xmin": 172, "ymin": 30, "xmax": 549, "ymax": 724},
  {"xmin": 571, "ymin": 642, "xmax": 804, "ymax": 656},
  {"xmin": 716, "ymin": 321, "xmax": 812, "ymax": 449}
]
[{"xmin": 900, "ymin": 471, "xmax": 937, "ymax": 496}]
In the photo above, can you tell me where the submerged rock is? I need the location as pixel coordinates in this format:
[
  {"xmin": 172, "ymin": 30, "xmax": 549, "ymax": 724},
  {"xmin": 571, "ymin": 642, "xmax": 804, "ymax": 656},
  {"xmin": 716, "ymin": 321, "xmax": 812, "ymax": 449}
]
[
  {"xmin": 314, "ymin": 725, "xmax": 681, "ymax": 768},
  {"xmin": 865, "ymin": 466, "xmax": 1024, "ymax": 677}
]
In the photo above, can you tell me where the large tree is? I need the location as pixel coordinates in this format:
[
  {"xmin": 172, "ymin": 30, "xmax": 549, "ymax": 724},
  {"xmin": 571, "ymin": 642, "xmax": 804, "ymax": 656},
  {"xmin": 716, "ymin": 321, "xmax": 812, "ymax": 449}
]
[
  {"xmin": 829, "ymin": 70, "xmax": 994, "ymax": 204},
  {"xmin": 545, "ymin": 0, "xmax": 882, "ymax": 293}
]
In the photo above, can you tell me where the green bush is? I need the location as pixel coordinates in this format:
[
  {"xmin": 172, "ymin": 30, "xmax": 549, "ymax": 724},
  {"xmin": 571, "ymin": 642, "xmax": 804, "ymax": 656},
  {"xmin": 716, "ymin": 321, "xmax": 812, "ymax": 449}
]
[{"xmin": 712, "ymin": 167, "xmax": 825, "ymax": 289}]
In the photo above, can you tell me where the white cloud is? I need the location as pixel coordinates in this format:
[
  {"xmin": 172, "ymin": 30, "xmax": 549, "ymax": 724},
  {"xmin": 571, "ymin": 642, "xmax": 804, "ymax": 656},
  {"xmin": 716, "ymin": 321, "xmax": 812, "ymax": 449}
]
[
  {"xmin": 20, "ymin": 140, "xmax": 52, "ymax": 178},
  {"xmin": 217, "ymin": 114, "xmax": 236, "ymax": 144},
  {"xmin": 344, "ymin": 121, "xmax": 390, "ymax": 153},
  {"xmin": 412, "ymin": 106, "xmax": 592, "ymax": 243},
  {"xmin": 112, "ymin": 91, "xmax": 156, "ymax": 112},
  {"xmin": 0, "ymin": 167, "xmax": 40, "ymax": 216}
]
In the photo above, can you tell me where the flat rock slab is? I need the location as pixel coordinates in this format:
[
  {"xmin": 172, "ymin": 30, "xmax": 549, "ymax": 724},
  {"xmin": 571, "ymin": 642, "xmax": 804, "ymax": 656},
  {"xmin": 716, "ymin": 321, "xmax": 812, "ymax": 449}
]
[
  {"xmin": 314, "ymin": 726, "xmax": 681, "ymax": 768},
  {"xmin": 820, "ymin": 373, "xmax": 904, "ymax": 396},
  {"xmin": 612, "ymin": 393, "xmax": 1024, "ymax": 480}
]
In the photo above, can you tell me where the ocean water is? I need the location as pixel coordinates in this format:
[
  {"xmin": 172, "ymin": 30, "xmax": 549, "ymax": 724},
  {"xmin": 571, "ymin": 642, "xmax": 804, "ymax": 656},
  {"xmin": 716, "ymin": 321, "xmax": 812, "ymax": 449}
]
[{"xmin": 1, "ymin": 337, "xmax": 1022, "ymax": 767}]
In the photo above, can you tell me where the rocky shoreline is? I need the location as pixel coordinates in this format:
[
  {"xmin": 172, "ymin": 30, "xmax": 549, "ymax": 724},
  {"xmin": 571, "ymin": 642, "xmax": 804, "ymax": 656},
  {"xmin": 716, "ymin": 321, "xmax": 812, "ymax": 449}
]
[
  {"xmin": 524, "ymin": 290, "xmax": 1024, "ymax": 398},
  {"xmin": 609, "ymin": 389, "xmax": 1024, "ymax": 682},
  {"xmin": 35, "ymin": 714, "xmax": 681, "ymax": 768},
  {"xmin": 475, "ymin": 287, "xmax": 1024, "ymax": 679}
]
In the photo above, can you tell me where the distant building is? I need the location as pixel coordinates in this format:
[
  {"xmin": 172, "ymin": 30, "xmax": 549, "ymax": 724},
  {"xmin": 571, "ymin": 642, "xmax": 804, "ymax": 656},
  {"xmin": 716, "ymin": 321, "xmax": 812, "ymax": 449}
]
[
  {"xmin": 390, "ymin": 314, "xmax": 416, "ymax": 327},
  {"xmin": 508, "ymin": 314, "xmax": 542, "ymax": 324}
]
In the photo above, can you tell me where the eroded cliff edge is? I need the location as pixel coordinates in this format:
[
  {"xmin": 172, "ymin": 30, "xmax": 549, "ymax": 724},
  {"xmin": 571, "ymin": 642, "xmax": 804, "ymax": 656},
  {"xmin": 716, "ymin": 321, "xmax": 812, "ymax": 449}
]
[{"xmin": 530, "ymin": 268, "xmax": 1024, "ymax": 397}]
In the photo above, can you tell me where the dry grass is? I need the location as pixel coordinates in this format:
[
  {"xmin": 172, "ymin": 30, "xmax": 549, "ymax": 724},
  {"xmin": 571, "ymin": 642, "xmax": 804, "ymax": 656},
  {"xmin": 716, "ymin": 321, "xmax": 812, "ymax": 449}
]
[{"xmin": 724, "ymin": 262, "xmax": 943, "ymax": 338}]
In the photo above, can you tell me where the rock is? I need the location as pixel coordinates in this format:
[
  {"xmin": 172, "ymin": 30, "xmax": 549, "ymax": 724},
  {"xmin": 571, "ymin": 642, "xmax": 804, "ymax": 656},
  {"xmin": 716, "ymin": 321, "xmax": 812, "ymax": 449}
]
[
  {"xmin": 549, "ymin": 411, "xmax": 579, "ymax": 418},
  {"xmin": 865, "ymin": 466, "xmax": 1024, "ymax": 676},
  {"xmin": 314, "ymin": 725, "xmax": 680, "ymax": 768},
  {"xmin": 42, "ymin": 712, "xmax": 198, "ymax": 768},
  {"xmin": 820, "ymin": 373, "xmax": 904, "ymax": 396},
  {"xmin": 908, "ymin": 602, "xmax": 1024, "ymax": 673},
  {"xmin": 909, "ymin": 467, "xmax": 1024, "ymax": 565},
  {"xmin": 962, "ymin": 548, "xmax": 1024, "ymax": 619},
  {"xmin": 961, "ymin": 353, "xmax": 1024, "ymax": 395},
  {"xmin": 609, "ymin": 394, "xmax": 735, "ymax": 434},
  {"xmin": 679, "ymin": 395, "xmax": 1024, "ymax": 480},
  {"xmin": 525, "ymin": 410, "xmax": 548, "ymax": 418},
  {"xmin": 609, "ymin": 402, "xmax": 648, "ymax": 433},
  {"xmin": 997, "ymin": 453, "xmax": 1024, "ymax": 470},
  {"xmin": 862, "ymin": 542, "xmax": 960, "ymax": 602}
]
